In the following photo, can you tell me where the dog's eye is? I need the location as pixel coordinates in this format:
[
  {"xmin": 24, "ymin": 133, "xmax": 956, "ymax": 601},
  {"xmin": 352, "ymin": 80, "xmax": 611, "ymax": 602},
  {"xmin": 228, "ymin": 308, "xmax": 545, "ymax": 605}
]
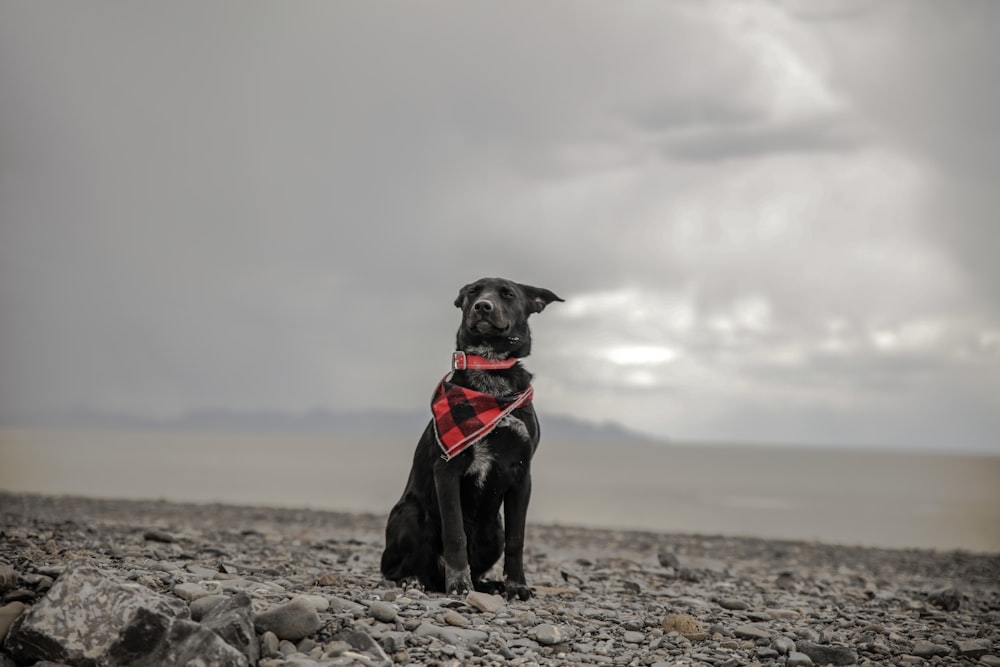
[{"xmin": 501, "ymin": 289, "xmax": 515, "ymax": 300}]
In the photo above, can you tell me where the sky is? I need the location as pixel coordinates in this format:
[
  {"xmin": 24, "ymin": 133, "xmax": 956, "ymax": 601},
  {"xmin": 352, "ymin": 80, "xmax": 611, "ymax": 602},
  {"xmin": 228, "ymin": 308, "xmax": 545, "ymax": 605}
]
[{"xmin": 1, "ymin": 2, "xmax": 998, "ymax": 452}]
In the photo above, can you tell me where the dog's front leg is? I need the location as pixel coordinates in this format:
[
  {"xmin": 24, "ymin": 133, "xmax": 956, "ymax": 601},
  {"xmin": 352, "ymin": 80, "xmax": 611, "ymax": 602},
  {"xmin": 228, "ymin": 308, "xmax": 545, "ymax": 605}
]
[
  {"xmin": 502, "ymin": 472, "xmax": 533, "ymax": 600},
  {"xmin": 434, "ymin": 464, "xmax": 473, "ymax": 594}
]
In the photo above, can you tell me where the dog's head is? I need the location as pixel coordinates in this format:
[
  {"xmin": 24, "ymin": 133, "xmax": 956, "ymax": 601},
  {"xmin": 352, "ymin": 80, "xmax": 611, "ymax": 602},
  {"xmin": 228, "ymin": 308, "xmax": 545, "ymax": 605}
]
[{"xmin": 454, "ymin": 277, "xmax": 563, "ymax": 358}]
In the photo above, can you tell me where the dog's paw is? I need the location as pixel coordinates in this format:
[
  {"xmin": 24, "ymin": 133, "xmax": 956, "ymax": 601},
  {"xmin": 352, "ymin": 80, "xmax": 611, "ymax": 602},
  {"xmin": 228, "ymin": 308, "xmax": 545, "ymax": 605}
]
[
  {"xmin": 474, "ymin": 579, "xmax": 507, "ymax": 596},
  {"xmin": 446, "ymin": 579, "xmax": 472, "ymax": 596},
  {"xmin": 505, "ymin": 580, "xmax": 533, "ymax": 601},
  {"xmin": 445, "ymin": 569, "xmax": 473, "ymax": 596},
  {"xmin": 398, "ymin": 577, "xmax": 425, "ymax": 593}
]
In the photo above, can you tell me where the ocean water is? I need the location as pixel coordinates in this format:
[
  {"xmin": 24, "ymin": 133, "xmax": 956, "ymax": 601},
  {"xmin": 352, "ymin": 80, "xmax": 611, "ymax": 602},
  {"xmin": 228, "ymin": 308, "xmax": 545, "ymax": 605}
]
[{"xmin": 1, "ymin": 429, "xmax": 998, "ymax": 552}]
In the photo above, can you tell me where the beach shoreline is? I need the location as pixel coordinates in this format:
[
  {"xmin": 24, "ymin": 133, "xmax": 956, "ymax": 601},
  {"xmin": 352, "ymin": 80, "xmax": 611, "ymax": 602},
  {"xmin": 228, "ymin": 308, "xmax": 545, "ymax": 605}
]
[{"xmin": 3, "ymin": 429, "xmax": 999, "ymax": 553}]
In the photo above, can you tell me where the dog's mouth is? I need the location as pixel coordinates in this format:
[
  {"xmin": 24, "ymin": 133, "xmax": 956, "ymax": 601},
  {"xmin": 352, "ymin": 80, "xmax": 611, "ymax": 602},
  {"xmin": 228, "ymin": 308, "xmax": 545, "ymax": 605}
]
[{"xmin": 468, "ymin": 317, "xmax": 509, "ymax": 336}]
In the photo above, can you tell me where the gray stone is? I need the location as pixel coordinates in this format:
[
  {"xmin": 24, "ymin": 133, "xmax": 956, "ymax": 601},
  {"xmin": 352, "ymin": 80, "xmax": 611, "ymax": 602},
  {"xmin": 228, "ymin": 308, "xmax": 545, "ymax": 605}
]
[
  {"xmin": 331, "ymin": 628, "xmax": 391, "ymax": 663},
  {"xmin": 956, "ymin": 638, "xmax": 992, "ymax": 659},
  {"xmin": 0, "ymin": 601, "xmax": 25, "ymax": 642},
  {"xmin": 534, "ymin": 623, "xmax": 567, "ymax": 646},
  {"xmin": 623, "ymin": 630, "xmax": 645, "ymax": 644},
  {"xmin": 380, "ymin": 630, "xmax": 409, "ymax": 654},
  {"xmin": 260, "ymin": 630, "xmax": 280, "ymax": 658},
  {"xmin": 912, "ymin": 640, "xmax": 951, "ymax": 658},
  {"xmin": 254, "ymin": 598, "xmax": 323, "ymax": 641},
  {"xmin": 200, "ymin": 592, "xmax": 259, "ymax": 665},
  {"xmin": 787, "ymin": 651, "xmax": 814, "ymax": 667},
  {"xmin": 143, "ymin": 529, "xmax": 176, "ymax": 543},
  {"xmin": 369, "ymin": 600, "xmax": 397, "ymax": 623},
  {"xmin": 733, "ymin": 624, "xmax": 771, "ymax": 640},
  {"xmin": 296, "ymin": 594, "xmax": 329, "ymax": 612},
  {"xmin": 173, "ymin": 582, "xmax": 212, "ymax": 602},
  {"xmin": 0, "ymin": 565, "xmax": 17, "ymax": 594},
  {"xmin": 658, "ymin": 550, "xmax": 680, "ymax": 569},
  {"xmin": 414, "ymin": 622, "xmax": 489, "ymax": 646},
  {"xmin": 3, "ymin": 559, "xmax": 188, "ymax": 667},
  {"xmin": 796, "ymin": 641, "xmax": 858, "ymax": 665},
  {"xmin": 661, "ymin": 613, "xmax": 704, "ymax": 640},
  {"xmin": 980, "ymin": 655, "xmax": 1000, "ymax": 667},
  {"xmin": 718, "ymin": 598, "xmax": 748, "ymax": 610},
  {"xmin": 466, "ymin": 590, "xmax": 505, "ymax": 613},
  {"xmin": 772, "ymin": 637, "xmax": 796, "ymax": 655},
  {"xmin": 327, "ymin": 595, "xmax": 365, "ymax": 615},
  {"xmin": 189, "ymin": 594, "xmax": 227, "ymax": 621},
  {"xmin": 443, "ymin": 609, "xmax": 471, "ymax": 627},
  {"xmin": 184, "ymin": 564, "xmax": 218, "ymax": 578},
  {"xmin": 927, "ymin": 586, "xmax": 962, "ymax": 611}
]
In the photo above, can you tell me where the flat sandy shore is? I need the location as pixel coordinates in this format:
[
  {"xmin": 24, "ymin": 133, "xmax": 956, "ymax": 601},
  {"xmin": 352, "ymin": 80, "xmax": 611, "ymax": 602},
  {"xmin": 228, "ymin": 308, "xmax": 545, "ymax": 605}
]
[{"xmin": 1, "ymin": 492, "xmax": 998, "ymax": 666}]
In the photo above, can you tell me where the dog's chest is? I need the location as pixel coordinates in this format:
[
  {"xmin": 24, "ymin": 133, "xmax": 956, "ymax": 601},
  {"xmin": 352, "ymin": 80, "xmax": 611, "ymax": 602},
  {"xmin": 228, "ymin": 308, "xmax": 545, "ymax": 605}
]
[{"xmin": 464, "ymin": 414, "xmax": 530, "ymax": 488}]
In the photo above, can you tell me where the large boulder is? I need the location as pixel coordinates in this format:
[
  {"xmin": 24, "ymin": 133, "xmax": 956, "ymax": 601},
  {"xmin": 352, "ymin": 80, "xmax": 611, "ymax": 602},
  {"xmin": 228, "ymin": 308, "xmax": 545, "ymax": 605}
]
[
  {"xmin": 2, "ymin": 559, "xmax": 247, "ymax": 667},
  {"xmin": 3, "ymin": 560, "xmax": 188, "ymax": 666}
]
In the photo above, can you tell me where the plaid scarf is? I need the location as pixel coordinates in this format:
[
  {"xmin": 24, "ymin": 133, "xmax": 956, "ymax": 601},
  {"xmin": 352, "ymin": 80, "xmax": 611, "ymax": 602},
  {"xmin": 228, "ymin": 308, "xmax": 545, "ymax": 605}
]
[{"xmin": 431, "ymin": 376, "xmax": 533, "ymax": 461}]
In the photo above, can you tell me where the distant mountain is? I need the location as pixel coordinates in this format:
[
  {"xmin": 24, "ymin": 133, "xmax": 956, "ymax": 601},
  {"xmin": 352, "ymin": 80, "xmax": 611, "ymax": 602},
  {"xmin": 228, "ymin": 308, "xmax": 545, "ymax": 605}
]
[{"xmin": 2, "ymin": 406, "xmax": 657, "ymax": 444}]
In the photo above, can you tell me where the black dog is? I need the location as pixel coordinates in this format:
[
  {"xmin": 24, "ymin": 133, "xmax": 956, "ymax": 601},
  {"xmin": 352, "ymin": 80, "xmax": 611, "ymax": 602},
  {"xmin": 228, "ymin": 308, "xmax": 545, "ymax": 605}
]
[{"xmin": 380, "ymin": 277, "xmax": 563, "ymax": 599}]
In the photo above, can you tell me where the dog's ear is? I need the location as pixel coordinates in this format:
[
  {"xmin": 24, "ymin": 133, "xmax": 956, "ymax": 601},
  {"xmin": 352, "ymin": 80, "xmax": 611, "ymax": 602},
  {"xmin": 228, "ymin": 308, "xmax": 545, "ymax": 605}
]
[
  {"xmin": 454, "ymin": 284, "xmax": 471, "ymax": 309},
  {"xmin": 520, "ymin": 284, "xmax": 564, "ymax": 314}
]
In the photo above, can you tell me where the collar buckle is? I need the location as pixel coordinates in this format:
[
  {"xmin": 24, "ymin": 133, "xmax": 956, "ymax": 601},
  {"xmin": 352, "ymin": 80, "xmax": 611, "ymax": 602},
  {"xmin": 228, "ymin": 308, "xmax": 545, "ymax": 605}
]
[{"xmin": 452, "ymin": 351, "xmax": 468, "ymax": 370}]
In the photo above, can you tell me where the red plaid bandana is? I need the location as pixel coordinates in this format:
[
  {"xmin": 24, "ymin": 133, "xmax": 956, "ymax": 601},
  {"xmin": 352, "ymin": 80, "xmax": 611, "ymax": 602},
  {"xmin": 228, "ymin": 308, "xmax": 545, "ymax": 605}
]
[{"xmin": 431, "ymin": 377, "xmax": 533, "ymax": 461}]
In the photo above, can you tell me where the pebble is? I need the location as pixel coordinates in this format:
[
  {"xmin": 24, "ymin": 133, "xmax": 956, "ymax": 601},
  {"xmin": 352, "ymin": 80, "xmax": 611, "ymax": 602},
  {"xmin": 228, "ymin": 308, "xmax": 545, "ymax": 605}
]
[
  {"xmin": 466, "ymin": 590, "xmax": 505, "ymax": 613},
  {"xmin": 661, "ymin": 613, "xmax": 703, "ymax": 639},
  {"xmin": 0, "ymin": 566, "xmax": 17, "ymax": 594},
  {"xmin": 414, "ymin": 622, "xmax": 488, "ymax": 646},
  {"xmin": 297, "ymin": 593, "xmax": 329, "ymax": 612},
  {"xmin": 189, "ymin": 594, "xmax": 227, "ymax": 620},
  {"xmin": 912, "ymin": 640, "xmax": 951, "ymax": 658},
  {"xmin": 733, "ymin": 624, "xmax": 771, "ymax": 640},
  {"xmin": 772, "ymin": 636, "xmax": 796, "ymax": 655},
  {"xmin": 718, "ymin": 597, "xmax": 748, "ymax": 610},
  {"xmin": 368, "ymin": 600, "xmax": 397, "ymax": 623},
  {"xmin": 787, "ymin": 650, "xmax": 814, "ymax": 666},
  {"xmin": 957, "ymin": 638, "xmax": 993, "ymax": 658},
  {"xmin": 535, "ymin": 623, "xmax": 566, "ymax": 645},
  {"xmin": 623, "ymin": 631, "xmax": 645, "ymax": 644},
  {"xmin": 796, "ymin": 640, "xmax": 858, "ymax": 665},
  {"xmin": 0, "ymin": 601, "xmax": 25, "ymax": 642},
  {"xmin": 254, "ymin": 598, "xmax": 323, "ymax": 640},
  {"xmin": 173, "ymin": 581, "xmax": 212, "ymax": 601},
  {"xmin": 260, "ymin": 631, "xmax": 280, "ymax": 658},
  {"xmin": 442, "ymin": 609, "xmax": 470, "ymax": 627},
  {"xmin": 927, "ymin": 586, "xmax": 962, "ymax": 611}
]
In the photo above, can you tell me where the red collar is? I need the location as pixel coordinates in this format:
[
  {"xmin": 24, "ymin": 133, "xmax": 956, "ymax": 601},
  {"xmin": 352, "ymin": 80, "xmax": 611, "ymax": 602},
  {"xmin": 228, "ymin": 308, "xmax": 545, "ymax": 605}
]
[{"xmin": 452, "ymin": 351, "xmax": 519, "ymax": 371}]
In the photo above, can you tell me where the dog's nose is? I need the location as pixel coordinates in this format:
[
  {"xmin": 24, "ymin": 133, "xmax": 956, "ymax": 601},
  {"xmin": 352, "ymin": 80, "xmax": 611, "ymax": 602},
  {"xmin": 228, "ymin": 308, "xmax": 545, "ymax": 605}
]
[{"xmin": 473, "ymin": 299, "xmax": 494, "ymax": 313}]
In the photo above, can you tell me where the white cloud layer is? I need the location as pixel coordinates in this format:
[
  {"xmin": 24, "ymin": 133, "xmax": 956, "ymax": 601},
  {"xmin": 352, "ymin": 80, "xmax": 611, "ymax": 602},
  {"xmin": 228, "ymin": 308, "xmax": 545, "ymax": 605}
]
[{"xmin": 1, "ymin": 2, "xmax": 997, "ymax": 451}]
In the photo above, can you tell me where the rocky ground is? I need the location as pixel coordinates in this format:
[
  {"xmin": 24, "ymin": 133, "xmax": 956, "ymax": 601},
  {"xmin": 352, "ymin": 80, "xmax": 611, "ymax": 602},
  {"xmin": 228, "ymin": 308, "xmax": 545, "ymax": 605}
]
[{"xmin": 1, "ymin": 492, "xmax": 998, "ymax": 667}]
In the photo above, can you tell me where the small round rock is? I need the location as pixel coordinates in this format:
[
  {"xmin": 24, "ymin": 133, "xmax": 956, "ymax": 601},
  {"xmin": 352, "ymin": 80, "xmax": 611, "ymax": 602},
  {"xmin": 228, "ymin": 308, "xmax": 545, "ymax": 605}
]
[
  {"xmin": 535, "ymin": 623, "xmax": 565, "ymax": 646},
  {"xmin": 369, "ymin": 600, "xmax": 398, "ymax": 623},
  {"xmin": 787, "ymin": 651, "xmax": 814, "ymax": 667},
  {"xmin": 254, "ymin": 598, "xmax": 323, "ymax": 641}
]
